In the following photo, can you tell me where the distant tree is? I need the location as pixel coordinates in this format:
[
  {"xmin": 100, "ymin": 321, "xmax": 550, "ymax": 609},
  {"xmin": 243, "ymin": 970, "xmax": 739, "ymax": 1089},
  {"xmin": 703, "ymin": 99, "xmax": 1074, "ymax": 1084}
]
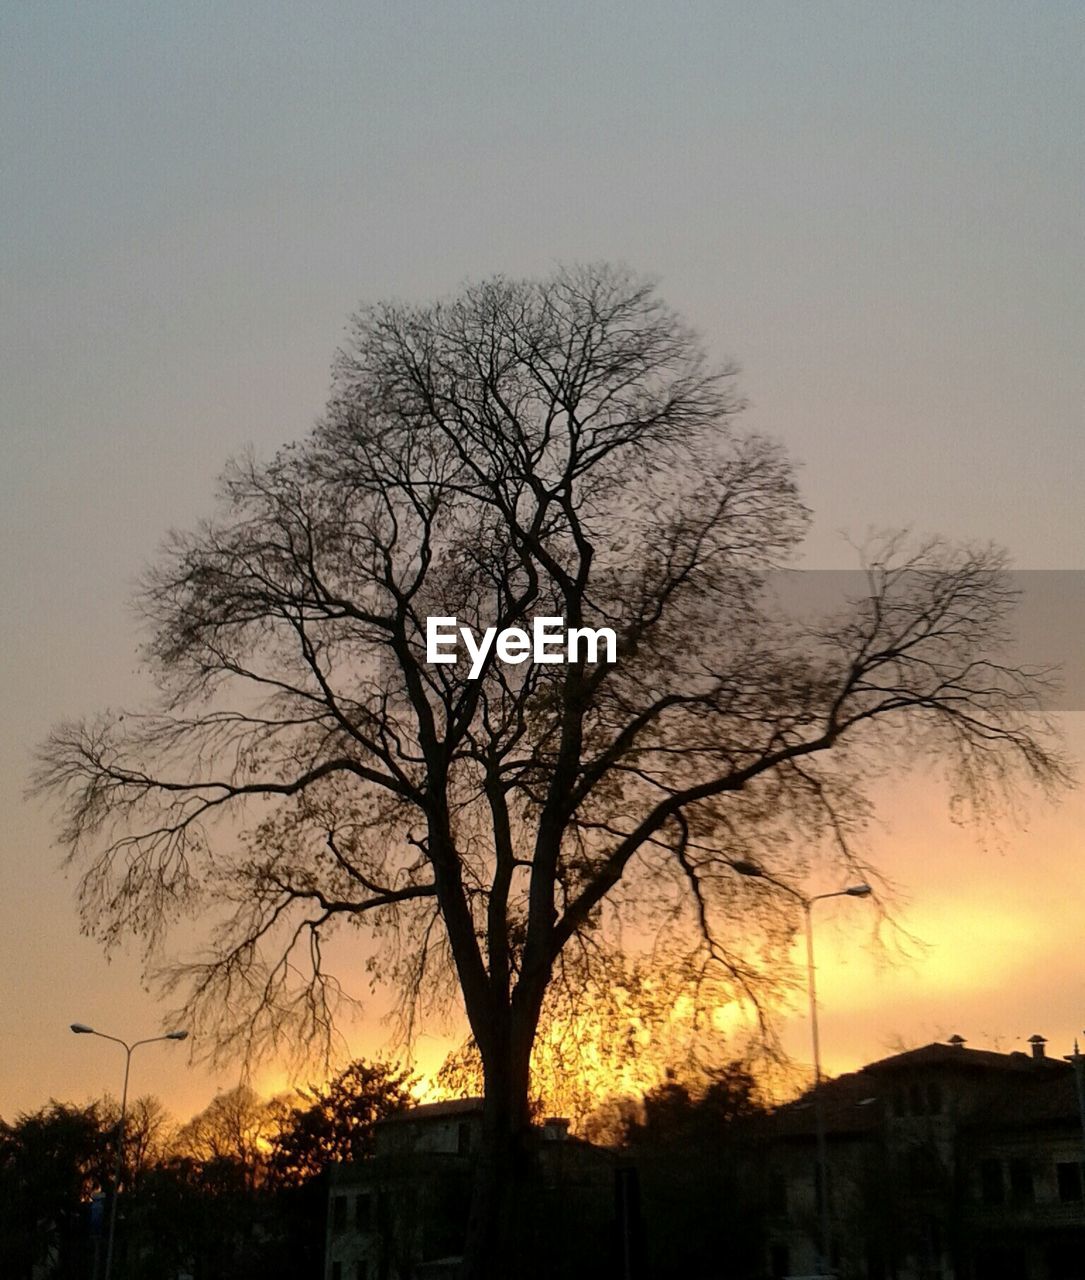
[
  {"xmin": 130, "ymin": 1085, "xmax": 310, "ymax": 1280},
  {"xmin": 99, "ymin": 1092, "xmax": 172, "ymax": 1190},
  {"xmin": 699, "ymin": 1059, "xmax": 764, "ymax": 1126},
  {"xmin": 175, "ymin": 1084, "xmax": 283, "ymax": 1191},
  {"xmin": 36, "ymin": 264, "xmax": 1069, "ymax": 1277},
  {"xmin": 582, "ymin": 1059, "xmax": 765, "ymax": 1150},
  {"xmin": 630, "ymin": 1071, "xmax": 696, "ymax": 1144},
  {"xmin": 268, "ymin": 1058, "xmax": 413, "ymax": 1184},
  {"xmin": 578, "ymin": 1095, "xmax": 635, "ymax": 1148},
  {"xmin": 0, "ymin": 1085, "xmax": 335, "ymax": 1280}
]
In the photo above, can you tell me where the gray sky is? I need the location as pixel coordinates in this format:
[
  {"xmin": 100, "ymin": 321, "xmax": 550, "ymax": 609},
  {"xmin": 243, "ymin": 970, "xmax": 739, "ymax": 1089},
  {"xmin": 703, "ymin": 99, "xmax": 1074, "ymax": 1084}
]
[{"xmin": 2, "ymin": 2, "xmax": 1083, "ymax": 1119}]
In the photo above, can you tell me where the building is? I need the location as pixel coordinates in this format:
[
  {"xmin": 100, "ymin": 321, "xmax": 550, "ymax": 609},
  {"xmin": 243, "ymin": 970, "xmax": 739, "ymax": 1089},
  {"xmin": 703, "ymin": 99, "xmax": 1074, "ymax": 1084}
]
[
  {"xmin": 761, "ymin": 1036, "xmax": 1085, "ymax": 1280},
  {"xmin": 324, "ymin": 1099, "xmax": 616, "ymax": 1280}
]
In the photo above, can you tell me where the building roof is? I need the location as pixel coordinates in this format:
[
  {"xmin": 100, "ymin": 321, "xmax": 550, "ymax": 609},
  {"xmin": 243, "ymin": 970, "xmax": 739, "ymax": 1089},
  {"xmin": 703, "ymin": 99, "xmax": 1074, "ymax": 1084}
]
[
  {"xmin": 768, "ymin": 1040, "xmax": 1078, "ymax": 1140},
  {"xmin": 770, "ymin": 1071, "xmax": 884, "ymax": 1138},
  {"xmin": 860, "ymin": 1042, "xmax": 1068, "ymax": 1076},
  {"xmin": 378, "ymin": 1097, "xmax": 485, "ymax": 1124}
]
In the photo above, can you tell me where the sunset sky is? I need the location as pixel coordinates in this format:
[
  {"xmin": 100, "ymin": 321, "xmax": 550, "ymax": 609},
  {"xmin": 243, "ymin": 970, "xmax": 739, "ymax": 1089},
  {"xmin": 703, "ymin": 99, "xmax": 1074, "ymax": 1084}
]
[{"xmin": 2, "ymin": 2, "xmax": 1083, "ymax": 1124}]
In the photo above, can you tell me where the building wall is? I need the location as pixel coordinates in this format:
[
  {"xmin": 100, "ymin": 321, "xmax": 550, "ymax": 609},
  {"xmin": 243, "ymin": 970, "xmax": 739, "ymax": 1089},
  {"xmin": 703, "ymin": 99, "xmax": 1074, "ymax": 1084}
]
[
  {"xmin": 760, "ymin": 1047, "xmax": 1085, "ymax": 1280},
  {"xmin": 323, "ymin": 1105, "xmax": 614, "ymax": 1280}
]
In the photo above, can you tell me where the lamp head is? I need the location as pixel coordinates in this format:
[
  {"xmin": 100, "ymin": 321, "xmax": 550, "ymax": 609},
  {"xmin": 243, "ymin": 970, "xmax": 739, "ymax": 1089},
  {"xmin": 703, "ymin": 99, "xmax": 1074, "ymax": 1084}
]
[
  {"xmin": 845, "ymin": 883, "xmax": 873, "ymax": 897},
  {"xmin": 166, "ymin": 1030, "xmax": 189, "ymax": 1041},
  {"xmin": 70, "ymin": 1023, "xmax": 95, "ymax": 1034}
]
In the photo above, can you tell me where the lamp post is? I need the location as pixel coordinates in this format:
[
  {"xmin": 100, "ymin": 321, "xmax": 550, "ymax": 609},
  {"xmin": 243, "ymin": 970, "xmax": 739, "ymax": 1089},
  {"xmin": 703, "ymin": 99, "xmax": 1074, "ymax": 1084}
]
[
  {"xmin": 71, "ymin": 1023, "xmax": 188, "ymax": 1280},
  {"xmin": 731, "ymin": 862, "xmax": 872, "ymax": 1277}
]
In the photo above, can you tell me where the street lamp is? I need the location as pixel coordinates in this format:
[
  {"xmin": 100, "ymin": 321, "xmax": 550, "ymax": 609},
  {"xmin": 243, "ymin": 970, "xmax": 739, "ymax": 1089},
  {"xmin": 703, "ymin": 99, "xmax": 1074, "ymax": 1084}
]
[
  {"xmin": 70, "ymin": 1024, "xmax": 188, "ymax": 1280},
  {"xmin": 732, "ymin": 862, "xmax": 872, "ymax": 1277}
]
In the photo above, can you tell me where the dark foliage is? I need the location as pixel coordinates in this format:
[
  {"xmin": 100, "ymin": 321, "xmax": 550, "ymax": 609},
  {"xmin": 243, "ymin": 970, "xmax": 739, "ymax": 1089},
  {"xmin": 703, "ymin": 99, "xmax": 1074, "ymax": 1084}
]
[
  {"xmin": 268, "ymin": 1059, "xmax": 414, "ymax": 1185},
  {"xmin": 620, "ymin": 1066, "xmax": 770, "ymax": 1280},
  {"xmin": 0, "ymin": 1101, "xmax": 112, "ymax": 1280},
  {"xmin": 0, "ymin": 1058, "xmax": 408, "ymax": 1279}
]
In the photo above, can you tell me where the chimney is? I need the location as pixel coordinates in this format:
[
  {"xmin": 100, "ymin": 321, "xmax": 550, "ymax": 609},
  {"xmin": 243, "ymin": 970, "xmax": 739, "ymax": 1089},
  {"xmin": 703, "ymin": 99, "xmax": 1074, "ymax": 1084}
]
[
  {"xmin": 542, "ymin": 1117, "xmax": 570, "ymax": 1142},
  {"xmin": 1028, "ymin": 1034, "xmax": 1047, "ymax": 1061},
  {"xmin": 948, "ymin": 1034, "xmax": 966, "ymax": 1049}
]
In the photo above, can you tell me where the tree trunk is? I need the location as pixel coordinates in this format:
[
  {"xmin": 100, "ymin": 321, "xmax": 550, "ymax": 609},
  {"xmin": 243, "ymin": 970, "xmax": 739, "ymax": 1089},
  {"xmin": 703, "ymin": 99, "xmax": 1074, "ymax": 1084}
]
[{"xmin": 458, "ymin": 1014, "xmax": 537, "ymax": 1279}]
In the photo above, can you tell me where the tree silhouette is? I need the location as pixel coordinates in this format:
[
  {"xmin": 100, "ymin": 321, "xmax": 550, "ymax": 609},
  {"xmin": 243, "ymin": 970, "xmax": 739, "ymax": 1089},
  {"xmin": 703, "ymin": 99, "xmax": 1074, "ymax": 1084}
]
[
  {"xmin": 614, "ymin": 1066, "xmax": 770, "ymax": 1280},
  {"xmin": 268, "ymin": 1059, "xmax": 412, "ymax": 1184},
  {"xmin": 0, "ymin": 1101, "xmax": 112, "ymax": 1278},
  {"xmin": 174, "ymin": 1084, "xmax": 282, "ymax": 1192},
  {"xmin": 36, "ymin": 264, "xmax": 1067, "ymax": 1276}
]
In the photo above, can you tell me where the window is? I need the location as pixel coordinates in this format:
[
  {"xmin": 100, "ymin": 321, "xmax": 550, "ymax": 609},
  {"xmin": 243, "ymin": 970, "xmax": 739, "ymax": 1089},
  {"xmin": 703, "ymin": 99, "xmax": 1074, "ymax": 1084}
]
[
  {"xmin": 926, "ymin": 1081, "xmax": 942, "ymax": 1115},
  {"xmin": 979, "ymin": 1158, "xmax": 1004, "ymax": 1206},
  {"xmin": 766, "ymin": 1170, "xmax": 788, "ymax": 1214},
  {"xmin": 1008, "ymin": 1158, "xmax": 1033, "ymax": 1204},
  {"xmin": 355, "ymin": 1264, "xmax": 369, "ymax": 1280},
  {"xmin": 331, "ymin": 1264, "xmax": 342, "ymax": 1280},
  {"xmin": 332, "ymin": 1195, "xmax": 348, "ymax": 1231},
  {"xmin": 910, "ymin": 1083, "xmax": 924, "ymax": 1115},
  {"xmin": 355, "ymin": 1193, "xmax": 372, "ymax": 1231},
  {"xmin": 1056, "ymin": 1161, "xmax": 1083, "ymax": 1203}
]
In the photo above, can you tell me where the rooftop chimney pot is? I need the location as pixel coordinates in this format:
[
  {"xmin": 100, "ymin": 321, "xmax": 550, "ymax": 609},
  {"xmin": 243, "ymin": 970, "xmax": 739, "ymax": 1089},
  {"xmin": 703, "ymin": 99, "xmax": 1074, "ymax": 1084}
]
[
  {"xmin": 948, "ymin": 1034, "xmax": 966, "ymax": 1049},
  {"xmin": 1028, "ymin": 1034, "xmax": 1047, "ymax": 1061}
]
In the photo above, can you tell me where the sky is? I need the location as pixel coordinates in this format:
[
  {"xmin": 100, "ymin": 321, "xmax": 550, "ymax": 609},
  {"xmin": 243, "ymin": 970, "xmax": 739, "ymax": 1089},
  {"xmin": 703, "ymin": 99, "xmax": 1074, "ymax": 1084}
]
[{"xmin": 2, "ymin": 1, "xmax": 1083, "ymax": 1122}]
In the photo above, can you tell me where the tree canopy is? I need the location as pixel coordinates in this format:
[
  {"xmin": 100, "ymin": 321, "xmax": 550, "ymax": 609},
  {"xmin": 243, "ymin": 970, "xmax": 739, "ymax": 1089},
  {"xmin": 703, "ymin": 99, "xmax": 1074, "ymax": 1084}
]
[
  {"xmin": 0, "ymin": 1059, "xmax": 413, "ymax": 1279},
  {"xmin": 0, "ymin": 1101, "xmax": 111, "ymax": 1277},
  {"xmin": 267, "ymin": 1059, "xmax": 413, "ymax": 1184}
]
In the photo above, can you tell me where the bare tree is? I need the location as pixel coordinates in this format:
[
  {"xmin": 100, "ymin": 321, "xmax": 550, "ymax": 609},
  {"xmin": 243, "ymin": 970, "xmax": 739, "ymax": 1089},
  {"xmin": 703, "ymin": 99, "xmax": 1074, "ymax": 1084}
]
[
  {"xmin": 35, "ymin": 265, "xmax": 1068, "ymax": 1277},
  {"xmin": 174, "ymin": 1084, "xmax": 284, "ymax": 1192},
  {"xmin": 104, "ymin": 1093, "xmax": 172, "ymax": 1188}
]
